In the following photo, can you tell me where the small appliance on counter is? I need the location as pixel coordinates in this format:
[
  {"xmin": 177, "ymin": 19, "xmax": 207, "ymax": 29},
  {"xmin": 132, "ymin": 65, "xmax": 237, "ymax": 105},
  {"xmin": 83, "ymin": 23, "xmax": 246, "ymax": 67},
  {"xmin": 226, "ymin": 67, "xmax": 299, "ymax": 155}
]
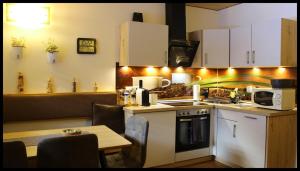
[
  {"xmin": 136, "ymin": 80, "xmax": 150, "ymax": 106},
  {"xmin": 251, "ymin": 79, "xmax": 296, "ymax": 110}
]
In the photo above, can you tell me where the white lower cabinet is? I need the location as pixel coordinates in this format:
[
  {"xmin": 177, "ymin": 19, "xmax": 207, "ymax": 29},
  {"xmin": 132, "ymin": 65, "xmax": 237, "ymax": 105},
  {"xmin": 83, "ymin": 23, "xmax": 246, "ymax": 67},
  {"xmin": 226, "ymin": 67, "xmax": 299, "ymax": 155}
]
[
  {"xmin": 124, "ymin": 111, "xmax": 176, "ymax": 168},
  {"xmin": 216, "ymin": 109, "xmax": 266, "ymax": 168}
]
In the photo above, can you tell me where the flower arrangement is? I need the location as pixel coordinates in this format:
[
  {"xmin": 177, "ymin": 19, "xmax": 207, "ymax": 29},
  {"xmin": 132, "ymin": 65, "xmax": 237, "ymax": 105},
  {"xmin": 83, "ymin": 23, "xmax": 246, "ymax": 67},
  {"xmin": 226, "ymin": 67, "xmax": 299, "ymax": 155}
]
[
  {"xmin": 45, "ymin": 38, "xmax": 59, "ymax": 53},
  {"xmin": 11, "ymin": 37, "xmax": 25, "ymax": 47}
]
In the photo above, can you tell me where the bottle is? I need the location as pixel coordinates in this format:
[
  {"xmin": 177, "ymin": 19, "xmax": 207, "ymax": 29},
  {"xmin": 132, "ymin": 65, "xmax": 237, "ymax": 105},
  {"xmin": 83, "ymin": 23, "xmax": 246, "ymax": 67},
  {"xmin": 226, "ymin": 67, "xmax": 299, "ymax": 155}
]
[
  {"xmin": 124, "ymin": 90, "xmax": 130, "ymax": 106},
  {"xmin": 72, "ymin": 78, "xmax": 77, "ymax": 93},
  {"xmin": 47, "ymin": 78, "xmax": 53, "ymax": 93},
  {"xmin": 94, "ymin": 82, "xmax": 98, "ymax": 92},
  {"xmin": 136, "ymin": 80, "xmax": 144, "ymax": 106},
  {"xmin": 17, "ymin": 72, "xmax": 24, "ymax": 94}
]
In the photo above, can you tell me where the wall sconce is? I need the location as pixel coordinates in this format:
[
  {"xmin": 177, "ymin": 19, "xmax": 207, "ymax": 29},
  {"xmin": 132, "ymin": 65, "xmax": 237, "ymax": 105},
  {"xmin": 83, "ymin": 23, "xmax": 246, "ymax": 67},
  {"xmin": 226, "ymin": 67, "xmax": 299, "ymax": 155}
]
[{"xmin": 6, "ymin": 3, "xmax": 50, "ymax": 29}]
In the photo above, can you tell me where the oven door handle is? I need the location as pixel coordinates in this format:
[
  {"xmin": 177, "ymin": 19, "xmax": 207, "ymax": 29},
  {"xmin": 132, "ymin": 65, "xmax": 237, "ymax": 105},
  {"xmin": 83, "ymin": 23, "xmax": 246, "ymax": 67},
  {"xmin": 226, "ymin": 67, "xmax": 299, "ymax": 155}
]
[
  {"xmin": 179, "ymin": 119, "xmax": 192, "ymax": 122},
  {"xmin": 200, "ymin": 116, "xmax": 208, "ymax": 120}
]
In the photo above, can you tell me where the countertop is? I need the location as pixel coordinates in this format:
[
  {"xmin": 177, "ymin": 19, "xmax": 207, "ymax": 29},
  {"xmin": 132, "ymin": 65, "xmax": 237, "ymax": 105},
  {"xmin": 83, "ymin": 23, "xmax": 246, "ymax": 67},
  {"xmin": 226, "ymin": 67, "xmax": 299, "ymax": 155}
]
[{"xmin": 123, "ymin": 101, "xmax": 297, "ymax": 117}]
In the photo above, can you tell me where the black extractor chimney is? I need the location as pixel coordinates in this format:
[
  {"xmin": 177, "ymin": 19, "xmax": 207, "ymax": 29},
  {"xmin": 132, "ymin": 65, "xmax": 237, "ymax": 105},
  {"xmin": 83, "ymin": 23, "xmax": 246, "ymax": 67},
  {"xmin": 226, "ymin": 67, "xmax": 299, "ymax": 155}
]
[{"xmin": 166, "ymin": 3, "xmax": 199, "ymax": 67}]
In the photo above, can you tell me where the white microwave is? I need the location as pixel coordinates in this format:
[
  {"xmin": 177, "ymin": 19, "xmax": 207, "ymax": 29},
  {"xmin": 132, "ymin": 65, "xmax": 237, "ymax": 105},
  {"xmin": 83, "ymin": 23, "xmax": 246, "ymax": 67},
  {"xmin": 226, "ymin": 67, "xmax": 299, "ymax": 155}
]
[{"xmin": 251, "ymin": 88, "xmax": 295, "ymax": 110}]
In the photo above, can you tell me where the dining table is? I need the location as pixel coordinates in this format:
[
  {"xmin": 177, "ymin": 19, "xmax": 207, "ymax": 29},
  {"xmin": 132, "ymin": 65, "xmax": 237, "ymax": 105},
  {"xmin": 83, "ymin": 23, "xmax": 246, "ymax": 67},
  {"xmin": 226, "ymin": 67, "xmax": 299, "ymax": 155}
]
[{"xmin": 3, "ymin": 125, "xmax": 132, "ymax": 158}]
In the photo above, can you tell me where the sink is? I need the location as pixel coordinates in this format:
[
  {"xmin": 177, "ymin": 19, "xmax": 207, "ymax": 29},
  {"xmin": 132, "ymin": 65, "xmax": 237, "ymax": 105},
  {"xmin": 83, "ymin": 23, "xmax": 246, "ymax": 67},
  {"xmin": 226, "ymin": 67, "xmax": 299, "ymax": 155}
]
[
  {"xmin": 203, "ymin": 99, "xmax": 231, "ymax": 104},
  {"xmin": 159, "ymin": 101, "xmax": 208, "ymax": 106}
]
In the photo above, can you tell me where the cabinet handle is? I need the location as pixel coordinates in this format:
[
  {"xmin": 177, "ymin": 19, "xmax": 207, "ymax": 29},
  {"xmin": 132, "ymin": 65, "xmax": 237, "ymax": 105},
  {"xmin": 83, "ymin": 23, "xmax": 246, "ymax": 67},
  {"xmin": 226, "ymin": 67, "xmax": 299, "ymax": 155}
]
[
  {"xmin": 233, "ymin": 124, "xmax": 236, "ymax": 138},
  {"xmin": 246, "ymin": 51, "xmax": 250, "ymax": 64},
  {"xmin": 164, "ymin": 51, "xmax": 168, "ymax": 65},
  {"xmin": 204, "ymin": 53, "xmax": 208, "ymax": 65},
  {"xmin": 244, "ymin": 116, "xmax": 257, "ymax": 120},
  {"xmin": 252, "ymin": 50, "xmax": 255, "ymax": 64}
]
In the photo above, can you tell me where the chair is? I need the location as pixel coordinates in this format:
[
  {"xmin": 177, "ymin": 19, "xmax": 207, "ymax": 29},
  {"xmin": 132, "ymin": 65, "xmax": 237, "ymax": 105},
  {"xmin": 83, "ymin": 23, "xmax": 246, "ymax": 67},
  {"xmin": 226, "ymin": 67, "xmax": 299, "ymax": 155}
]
[
  {"xmin": 103, "ymin": 116, "xmax": 149, "ymax": 168},
  {"xmin": 92, "ymin": 104, "xmax": 125, "ymax": 134},
  {"xmin": 37, "ymin": 134, "xmax": 101, "ymax": 168},
  {"xmin": 3, "ymin": 141, "xmax": 28, "ymax": 168}
]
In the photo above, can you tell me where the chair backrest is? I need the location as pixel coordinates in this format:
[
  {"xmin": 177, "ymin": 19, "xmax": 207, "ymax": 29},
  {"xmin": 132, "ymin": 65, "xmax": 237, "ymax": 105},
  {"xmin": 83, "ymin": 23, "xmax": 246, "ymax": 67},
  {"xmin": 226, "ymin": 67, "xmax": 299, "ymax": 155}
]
[
  {"xmin": 3, "ymin": 141, "xmax": 28, "ymax": 168},
  {"xmin": 37, "ymin": 134, "xmax": 100, "ymax": 168},
  {"xmin": 92, "ymin": 104, "xmax": 125, "ymax": 134},
  {"xmin": 122, "ymin": 116, "xmax": 149, "ymax": 168}
]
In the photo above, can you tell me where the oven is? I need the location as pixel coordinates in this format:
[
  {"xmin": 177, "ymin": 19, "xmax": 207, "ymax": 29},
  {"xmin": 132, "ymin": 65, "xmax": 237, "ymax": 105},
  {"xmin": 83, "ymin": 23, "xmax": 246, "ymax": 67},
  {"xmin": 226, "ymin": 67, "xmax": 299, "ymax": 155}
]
[{"xmin": 175, "ymin": 108, "xmax": 210, "ymax": 153}]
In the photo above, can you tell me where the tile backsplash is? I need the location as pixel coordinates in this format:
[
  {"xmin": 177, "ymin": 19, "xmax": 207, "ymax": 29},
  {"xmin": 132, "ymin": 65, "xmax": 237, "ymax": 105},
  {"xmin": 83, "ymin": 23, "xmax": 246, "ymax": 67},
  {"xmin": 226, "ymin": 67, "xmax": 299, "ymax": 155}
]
[{"xmin": 116, "ymin": 63, "xmax": 297, "ymax": 99}]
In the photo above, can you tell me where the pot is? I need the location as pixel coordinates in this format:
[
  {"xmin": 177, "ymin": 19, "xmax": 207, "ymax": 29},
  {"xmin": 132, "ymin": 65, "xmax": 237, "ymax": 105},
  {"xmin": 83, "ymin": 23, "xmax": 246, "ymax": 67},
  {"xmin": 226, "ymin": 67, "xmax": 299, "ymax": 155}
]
[
  {"xmin": 132, "ymin": 76, "xmax": 171, "ymax": 90},
  {"xmin": 271, "ymin": 79, "xmax": 296, "ymax": 88}
]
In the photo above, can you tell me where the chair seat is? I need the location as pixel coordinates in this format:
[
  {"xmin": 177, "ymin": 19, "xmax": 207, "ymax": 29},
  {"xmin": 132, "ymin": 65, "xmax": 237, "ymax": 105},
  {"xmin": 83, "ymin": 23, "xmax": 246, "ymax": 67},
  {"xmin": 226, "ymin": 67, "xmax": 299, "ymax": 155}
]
[{"xmin": 105, "ymin": 153, "xmax": 140, "ymax": 168}]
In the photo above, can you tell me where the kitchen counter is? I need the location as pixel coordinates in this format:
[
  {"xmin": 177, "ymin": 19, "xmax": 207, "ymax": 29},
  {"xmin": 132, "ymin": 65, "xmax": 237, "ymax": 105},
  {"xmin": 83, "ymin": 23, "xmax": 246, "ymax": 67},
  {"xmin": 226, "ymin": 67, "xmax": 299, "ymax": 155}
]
[
  {"xmin": 123, "ymin": 101, "xmax": 297, "ymax": 117},
  {"xmin": 123, "ymin": 103, "xmax": 214, "ymax": 114}
]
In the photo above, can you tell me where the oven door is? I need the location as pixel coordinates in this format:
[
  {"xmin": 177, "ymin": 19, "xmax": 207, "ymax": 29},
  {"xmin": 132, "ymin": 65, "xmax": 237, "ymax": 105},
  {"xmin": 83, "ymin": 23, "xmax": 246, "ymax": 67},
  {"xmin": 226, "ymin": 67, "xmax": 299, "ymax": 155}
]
[
  {"xmin": 176, "ymin": 114, "xmax": 210, "ymax": 152},
  {"xmin": 253, "ymin": 91, "xmax": 274, "ymax": 106}
]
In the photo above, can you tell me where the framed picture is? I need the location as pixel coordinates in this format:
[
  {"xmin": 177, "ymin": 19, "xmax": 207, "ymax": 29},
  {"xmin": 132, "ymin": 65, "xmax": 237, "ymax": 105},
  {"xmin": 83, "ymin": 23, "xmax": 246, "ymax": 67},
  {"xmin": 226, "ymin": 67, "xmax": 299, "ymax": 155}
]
[{"xmin": 77, "ymin": 38, "xmax": 96, "ymax": 54}]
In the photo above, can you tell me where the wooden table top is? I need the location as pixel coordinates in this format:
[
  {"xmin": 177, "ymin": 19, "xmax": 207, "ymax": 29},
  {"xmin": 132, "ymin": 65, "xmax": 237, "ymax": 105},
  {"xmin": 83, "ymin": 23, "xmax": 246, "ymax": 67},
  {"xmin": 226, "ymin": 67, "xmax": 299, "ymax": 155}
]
[{"xmin": 3, "ymin": 125, "xmax": 132, "ymax": 158}]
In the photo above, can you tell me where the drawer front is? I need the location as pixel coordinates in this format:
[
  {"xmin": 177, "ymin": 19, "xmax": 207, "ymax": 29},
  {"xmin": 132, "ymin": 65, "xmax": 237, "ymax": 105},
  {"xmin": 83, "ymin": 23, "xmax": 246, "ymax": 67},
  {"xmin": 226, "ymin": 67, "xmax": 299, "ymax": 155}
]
[
  {"xmin": 217, "ymin": 109, "xmax": 240, "ymax": 121},
  {"xmin": 217, "ymin": 109, "xmax": 266, "ymax": 122}
]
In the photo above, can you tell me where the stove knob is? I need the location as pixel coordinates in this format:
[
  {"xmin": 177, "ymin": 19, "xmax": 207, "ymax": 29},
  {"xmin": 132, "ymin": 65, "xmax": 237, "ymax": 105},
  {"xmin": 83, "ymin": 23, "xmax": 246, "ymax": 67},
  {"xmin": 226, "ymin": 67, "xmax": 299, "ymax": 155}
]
[
  {"xmin": 197, "ymin": 111, "xmax": 200, "ymax": 115},
  {"xmin": 187, "ymin": 112, "xmax": 190, "ymax": 115}
]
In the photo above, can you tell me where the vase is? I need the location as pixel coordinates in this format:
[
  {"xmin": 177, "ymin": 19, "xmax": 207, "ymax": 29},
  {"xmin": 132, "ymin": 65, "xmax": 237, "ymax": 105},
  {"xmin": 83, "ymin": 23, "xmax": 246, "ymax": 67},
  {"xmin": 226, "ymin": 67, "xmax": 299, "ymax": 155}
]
[
  {"xmin": 13, "ymin": 46, "xmax": 23, "ymax": 59},
  {"xmin": 47, "ymin": 52, "xmax": 57, "ymax": 63}
]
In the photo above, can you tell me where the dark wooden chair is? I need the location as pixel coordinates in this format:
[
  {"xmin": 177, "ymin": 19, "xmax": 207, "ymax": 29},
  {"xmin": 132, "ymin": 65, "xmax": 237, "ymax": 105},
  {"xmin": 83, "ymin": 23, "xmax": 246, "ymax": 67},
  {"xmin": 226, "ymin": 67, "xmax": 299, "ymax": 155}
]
[
  {"xmin": 3, "ymin": 141, "xmax": 28, "ymax": 168},
  {"xmin": 92, "ymin": 104, "xmax": 125, "ymax": 134},
  {"xmin": 37, "ymin": 134, "xmax": 101, "ymax": 168},
  {"xmin": 103, "ymin": 116, "xmax": 149, "ymax": 168}
]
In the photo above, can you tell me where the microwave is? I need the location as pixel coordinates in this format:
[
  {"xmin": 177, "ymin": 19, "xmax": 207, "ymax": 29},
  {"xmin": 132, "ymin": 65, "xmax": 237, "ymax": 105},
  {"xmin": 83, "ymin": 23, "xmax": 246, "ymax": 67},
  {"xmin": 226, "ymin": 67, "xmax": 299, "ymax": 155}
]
[{"xmin": 251, "ymin": 88, "xmax": 295, "ymax": 110}]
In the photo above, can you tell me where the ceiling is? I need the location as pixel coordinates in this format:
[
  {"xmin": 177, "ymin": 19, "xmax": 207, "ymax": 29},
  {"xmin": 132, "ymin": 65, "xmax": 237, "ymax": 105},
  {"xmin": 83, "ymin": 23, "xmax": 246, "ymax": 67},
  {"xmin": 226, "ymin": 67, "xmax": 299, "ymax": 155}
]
[{"xmin": 186, "ymin": 3, "xmax": 240, "ymax": 11}]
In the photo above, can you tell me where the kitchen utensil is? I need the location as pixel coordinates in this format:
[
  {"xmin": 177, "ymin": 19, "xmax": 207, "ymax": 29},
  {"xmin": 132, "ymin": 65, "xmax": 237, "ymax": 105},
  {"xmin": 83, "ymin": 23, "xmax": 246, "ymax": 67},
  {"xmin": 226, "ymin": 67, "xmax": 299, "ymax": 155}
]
[
  {"xmin": 149, "ymin": 93, "xmax": 158, "ymax": 105},
  {"xmin": 132, "ymin": 76, "xmax": 171, "ymax": 90},
  {"xmin": 271, "ymin": 79, "xmax": 296, "ymax": 88},
  {"xmin": 171, "ymin": 73, "xmax": 192, "ymax": 85}
]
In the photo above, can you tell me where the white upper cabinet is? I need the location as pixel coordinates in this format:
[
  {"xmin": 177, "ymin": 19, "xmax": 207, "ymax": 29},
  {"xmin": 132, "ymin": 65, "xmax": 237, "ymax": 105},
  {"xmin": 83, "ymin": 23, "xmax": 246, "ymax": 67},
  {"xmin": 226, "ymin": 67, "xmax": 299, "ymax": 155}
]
[
  {"xmin": 230, "ymin": 18, "xmax": 297, "ymax": 68},
  {"xmin": 230, "ymin": 26, "xmax": 252, "ymax": 67},
  {"xmin": 189, "ymin": 29, "xmax": 230, "ymax": 68},
  {"xmin": 119, "ymin": 21, "xmax": 168, "ymax": 67}
]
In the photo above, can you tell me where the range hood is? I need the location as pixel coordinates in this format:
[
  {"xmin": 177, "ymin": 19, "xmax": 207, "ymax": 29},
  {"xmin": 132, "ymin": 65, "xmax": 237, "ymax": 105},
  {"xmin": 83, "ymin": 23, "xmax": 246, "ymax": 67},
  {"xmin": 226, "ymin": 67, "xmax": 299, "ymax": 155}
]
[{"xmin": 166, "ymin": 3, "xmax": 199, "ymax": 67}]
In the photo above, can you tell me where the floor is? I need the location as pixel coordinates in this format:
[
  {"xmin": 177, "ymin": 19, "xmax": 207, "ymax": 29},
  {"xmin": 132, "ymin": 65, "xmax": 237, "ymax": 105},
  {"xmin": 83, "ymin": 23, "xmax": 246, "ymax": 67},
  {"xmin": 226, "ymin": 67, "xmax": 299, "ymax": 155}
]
[
  {"xmin": 156, "ymin": 155, "xmax": 230, "ymax": 168},
  {"xmin": 179, "ymin": 160, "xmax": 229, "ymax": 168}
]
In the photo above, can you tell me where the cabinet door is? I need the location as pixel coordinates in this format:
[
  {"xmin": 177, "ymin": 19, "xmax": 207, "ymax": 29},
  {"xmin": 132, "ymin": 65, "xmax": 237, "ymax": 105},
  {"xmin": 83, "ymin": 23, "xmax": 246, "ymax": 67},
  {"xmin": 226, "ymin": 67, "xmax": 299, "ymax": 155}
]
[
  {"xmin": 202, "ymin": 29, "xmax": 229, "ymax": 68},
  {"xmin": 128, "ymin": 22, "xmax": 168, "ymax": 67},
  {"xmin": 252, "ymin": 19, "xmax": 281, "ymax": 67},
  {"xmin": 238, "ymin": 113, "xmax": 266, "ymax": 168},
  {"xmin": 138, "ymin": 111, "xmax": 176, "ymax": 168},
  {"xmin": 230, "ymin": 26, "xmax": 252, "ymax": 67},
  {"xmin": 216, "ymin": 117, "xmax": 241, "ymax": 167}
]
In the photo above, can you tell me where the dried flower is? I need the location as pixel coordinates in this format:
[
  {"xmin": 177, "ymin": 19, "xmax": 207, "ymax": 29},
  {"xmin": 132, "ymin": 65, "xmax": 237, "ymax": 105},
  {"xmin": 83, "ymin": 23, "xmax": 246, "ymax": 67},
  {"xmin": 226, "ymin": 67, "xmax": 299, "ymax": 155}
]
[
  {"xmin": 11, "ymin": 37, "xmax": 25, "ymax": 47},
  {"xmin": 45, "ymin": 38, "xmax": 59, "ymax": 53}
]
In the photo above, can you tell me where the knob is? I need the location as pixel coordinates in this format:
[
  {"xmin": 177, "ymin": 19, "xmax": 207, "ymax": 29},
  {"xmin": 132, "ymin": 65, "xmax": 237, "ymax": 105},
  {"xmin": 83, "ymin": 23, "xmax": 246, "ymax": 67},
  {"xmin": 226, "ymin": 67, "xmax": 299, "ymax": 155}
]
[
  {"xmin": 197, "ymin": 111, "xmax": 200, "ymax": 114},
  {"xmin": 187, "ymin": 112, "xmax": 190, "ymax": 115}
]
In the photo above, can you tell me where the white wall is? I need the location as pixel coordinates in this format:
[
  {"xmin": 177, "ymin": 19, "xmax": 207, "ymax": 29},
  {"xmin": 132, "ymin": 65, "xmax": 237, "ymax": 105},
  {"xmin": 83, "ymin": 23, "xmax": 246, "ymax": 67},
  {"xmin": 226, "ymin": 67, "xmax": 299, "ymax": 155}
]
[
  {"xmin": 186, "ymin": 6, "xmax": 220, "ymax": 32},
  {"xmin": 3, "ymin": 3, "xmax": 165, "ymax": 94},
  {"xmin": 218, "ymin": 3, "xmax": 297, "ymax": 27}
]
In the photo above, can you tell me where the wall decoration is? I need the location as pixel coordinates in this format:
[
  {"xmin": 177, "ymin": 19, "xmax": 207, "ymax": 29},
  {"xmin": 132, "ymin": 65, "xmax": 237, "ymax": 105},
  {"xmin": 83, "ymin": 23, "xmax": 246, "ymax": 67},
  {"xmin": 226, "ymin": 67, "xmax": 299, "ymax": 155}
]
[
  {"xmin": 116, "ymin": 64, "xmax": 297, "ymax": 100},
  {"xmin": 45, "ymin": 38, "xmax": 59, "ymax": 63},
  {"xmin": 77, "ymin": 38, "xmax": 96, "ymax": 54},
  {"xmin": 17, "ymin": 72, "xmax": 24, "ymax": 94},
  {"xmin": 11, "ymin": 37, "xmax": 25, "ymax": 59}
]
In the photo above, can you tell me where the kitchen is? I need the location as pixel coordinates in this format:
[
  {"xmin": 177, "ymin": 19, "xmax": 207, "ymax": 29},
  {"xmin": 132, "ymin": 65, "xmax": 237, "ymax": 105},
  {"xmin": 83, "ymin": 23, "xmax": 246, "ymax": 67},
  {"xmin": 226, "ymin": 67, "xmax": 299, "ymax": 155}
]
[{"xmin": 3, "ymin": 3, "xmax": 297, "ymax": 168}]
